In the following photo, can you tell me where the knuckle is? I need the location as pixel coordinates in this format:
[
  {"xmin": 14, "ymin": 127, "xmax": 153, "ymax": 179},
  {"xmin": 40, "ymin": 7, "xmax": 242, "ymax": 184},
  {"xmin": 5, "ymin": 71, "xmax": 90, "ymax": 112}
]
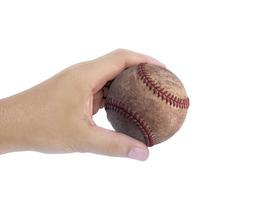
[
  {"xmin": 105, "ymin": 135, "xmax": 127, "ymax": 156},
  {"xmin": 106, "ymin": 142, "xmax": 121, "ymax": 155},
  {"xmin": 112, "ymin": 48, "xmax": 130, "ymax": 57}
]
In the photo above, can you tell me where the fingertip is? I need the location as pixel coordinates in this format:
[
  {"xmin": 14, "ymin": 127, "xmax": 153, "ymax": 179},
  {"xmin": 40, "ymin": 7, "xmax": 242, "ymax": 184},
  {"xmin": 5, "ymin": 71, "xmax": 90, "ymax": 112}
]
[
  {"xmin": 124, "ymin": 136, "xmax": 150, "ymax": 161},
  {"xmin": 145, "ymin": 57, "xmax": 166, "ymax": 68},
  {"xmin": 128, "ymin": 146, "xmax": 149, "ymax": 161},
  {"xmin": 131, "ymin": 52, "xmax": 166, "ymax": 68},
  {"xmin": 111, "ymin": 48, "xmax": 166, "ymax": 68},
  {"xmin": 114, "ymin": 133, "xmax": 150, "ymax": 161}
]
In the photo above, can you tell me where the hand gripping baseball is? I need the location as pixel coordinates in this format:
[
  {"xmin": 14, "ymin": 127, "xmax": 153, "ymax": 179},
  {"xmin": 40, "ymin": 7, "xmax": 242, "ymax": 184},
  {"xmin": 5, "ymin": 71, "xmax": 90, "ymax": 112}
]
[{"xmin": 0, "ymin": 49, "xmax": 165, "ymax": 161}]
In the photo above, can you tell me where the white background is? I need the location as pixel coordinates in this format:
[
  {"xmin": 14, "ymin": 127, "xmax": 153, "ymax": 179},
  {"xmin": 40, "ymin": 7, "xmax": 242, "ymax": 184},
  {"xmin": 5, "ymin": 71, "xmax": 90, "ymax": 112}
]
[{"xmin": 0, "ymin": 0, "xmax": 266, "ymax": 199}]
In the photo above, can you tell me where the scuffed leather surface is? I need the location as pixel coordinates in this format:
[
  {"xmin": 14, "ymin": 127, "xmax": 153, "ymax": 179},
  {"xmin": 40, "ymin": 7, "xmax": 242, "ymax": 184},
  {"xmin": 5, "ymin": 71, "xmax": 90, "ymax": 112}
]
[{"xmin": 105, "ymin": 64, "xmax": 189, "ymax": 146}]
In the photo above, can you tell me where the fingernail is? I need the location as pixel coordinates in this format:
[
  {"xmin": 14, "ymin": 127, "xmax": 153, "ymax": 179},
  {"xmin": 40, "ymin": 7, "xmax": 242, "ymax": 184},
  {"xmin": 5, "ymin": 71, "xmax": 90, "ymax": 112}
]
[
  {"xmin": 128, "ymin": 147, "xmax": 148, "ymax": 161},
  {"xmin": 151, "ymin": 60, "xmax": 166, "ymax": 68},
  {"xmin": 157, "ymin": 61, "xmax": 166, "ymax": 68}
]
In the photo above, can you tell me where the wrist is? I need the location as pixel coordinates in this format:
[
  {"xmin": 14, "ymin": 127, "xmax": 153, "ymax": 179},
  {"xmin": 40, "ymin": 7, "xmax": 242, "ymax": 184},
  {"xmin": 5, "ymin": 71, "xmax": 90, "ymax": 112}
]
[{"xmin": 0, "ymin": 97, "xmax": 29, "ymax": 154}]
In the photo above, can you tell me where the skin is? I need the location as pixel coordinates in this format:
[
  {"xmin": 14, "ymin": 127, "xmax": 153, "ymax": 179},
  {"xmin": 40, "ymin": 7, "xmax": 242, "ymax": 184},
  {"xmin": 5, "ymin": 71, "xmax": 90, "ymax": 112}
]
[{"xmin": 0, "ymin": 49, "xmax": 165, "ymax": 161}]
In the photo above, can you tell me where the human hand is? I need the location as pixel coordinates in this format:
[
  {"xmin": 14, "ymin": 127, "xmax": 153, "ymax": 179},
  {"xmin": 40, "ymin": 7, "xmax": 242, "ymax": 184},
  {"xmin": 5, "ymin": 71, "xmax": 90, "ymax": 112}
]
[{"xmin": 0, "ymin": 49, "xmax": 164, "ymax": 160}]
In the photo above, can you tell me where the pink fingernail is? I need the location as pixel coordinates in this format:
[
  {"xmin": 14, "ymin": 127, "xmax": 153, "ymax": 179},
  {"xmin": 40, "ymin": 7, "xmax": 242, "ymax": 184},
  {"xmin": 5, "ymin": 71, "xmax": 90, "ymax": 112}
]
[
  {"xmin": 149, "ymin": 60, "xmax": 166, "ymax": 67},
  {"xmin": 128, "ymin": 147, "xmax": 148, "ymax": 161}
]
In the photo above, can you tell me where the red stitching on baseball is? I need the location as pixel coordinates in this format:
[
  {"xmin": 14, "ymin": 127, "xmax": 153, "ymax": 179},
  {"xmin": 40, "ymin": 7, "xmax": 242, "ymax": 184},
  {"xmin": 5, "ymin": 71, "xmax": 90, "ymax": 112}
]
[
  {"xmin": 105, "ymin": 98, "xmax": 154, "ymax": 147},
  {"xmin": 137, "ymin": 63, "xmax": 190, "ymax": 109}
]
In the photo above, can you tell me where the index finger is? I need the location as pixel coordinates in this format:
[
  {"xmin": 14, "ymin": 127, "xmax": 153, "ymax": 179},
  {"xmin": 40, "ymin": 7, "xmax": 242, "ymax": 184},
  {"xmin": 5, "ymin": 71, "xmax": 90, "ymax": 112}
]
[{"xmin": 85, "ymin": 49, "xmax": 165, "ymax": 92}]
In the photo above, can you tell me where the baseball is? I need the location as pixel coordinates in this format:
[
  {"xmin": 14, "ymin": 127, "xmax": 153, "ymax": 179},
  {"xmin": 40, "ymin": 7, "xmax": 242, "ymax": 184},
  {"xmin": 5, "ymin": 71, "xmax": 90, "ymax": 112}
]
[{"xmin": 105, "ymin": 63, "xmax": 189, "ymax": 146}]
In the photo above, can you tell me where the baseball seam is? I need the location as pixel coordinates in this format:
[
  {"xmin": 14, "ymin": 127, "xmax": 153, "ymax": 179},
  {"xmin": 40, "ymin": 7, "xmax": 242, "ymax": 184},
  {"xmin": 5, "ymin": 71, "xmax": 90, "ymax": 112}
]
[
  {"xmin": 137, "ymin": 63, "xmax": 190, "ymax": 109},
  {"xmin": 105, "ymin": 98, "xmax": 155, "ymax": 147}
]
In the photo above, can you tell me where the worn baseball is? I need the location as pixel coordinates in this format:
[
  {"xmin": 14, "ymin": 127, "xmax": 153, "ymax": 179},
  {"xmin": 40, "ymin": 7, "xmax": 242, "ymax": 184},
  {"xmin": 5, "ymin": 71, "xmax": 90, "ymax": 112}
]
[{"xmin": 105, "ymin": 63, "xmax": 190, "ymax": 146}]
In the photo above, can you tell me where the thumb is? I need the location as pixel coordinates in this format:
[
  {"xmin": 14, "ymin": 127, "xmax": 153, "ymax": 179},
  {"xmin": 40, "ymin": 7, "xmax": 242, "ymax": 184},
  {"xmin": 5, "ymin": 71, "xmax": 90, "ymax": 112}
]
[{"xmin": 80, "ymin": 125, "xmax": 149, "ymax": 161}]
